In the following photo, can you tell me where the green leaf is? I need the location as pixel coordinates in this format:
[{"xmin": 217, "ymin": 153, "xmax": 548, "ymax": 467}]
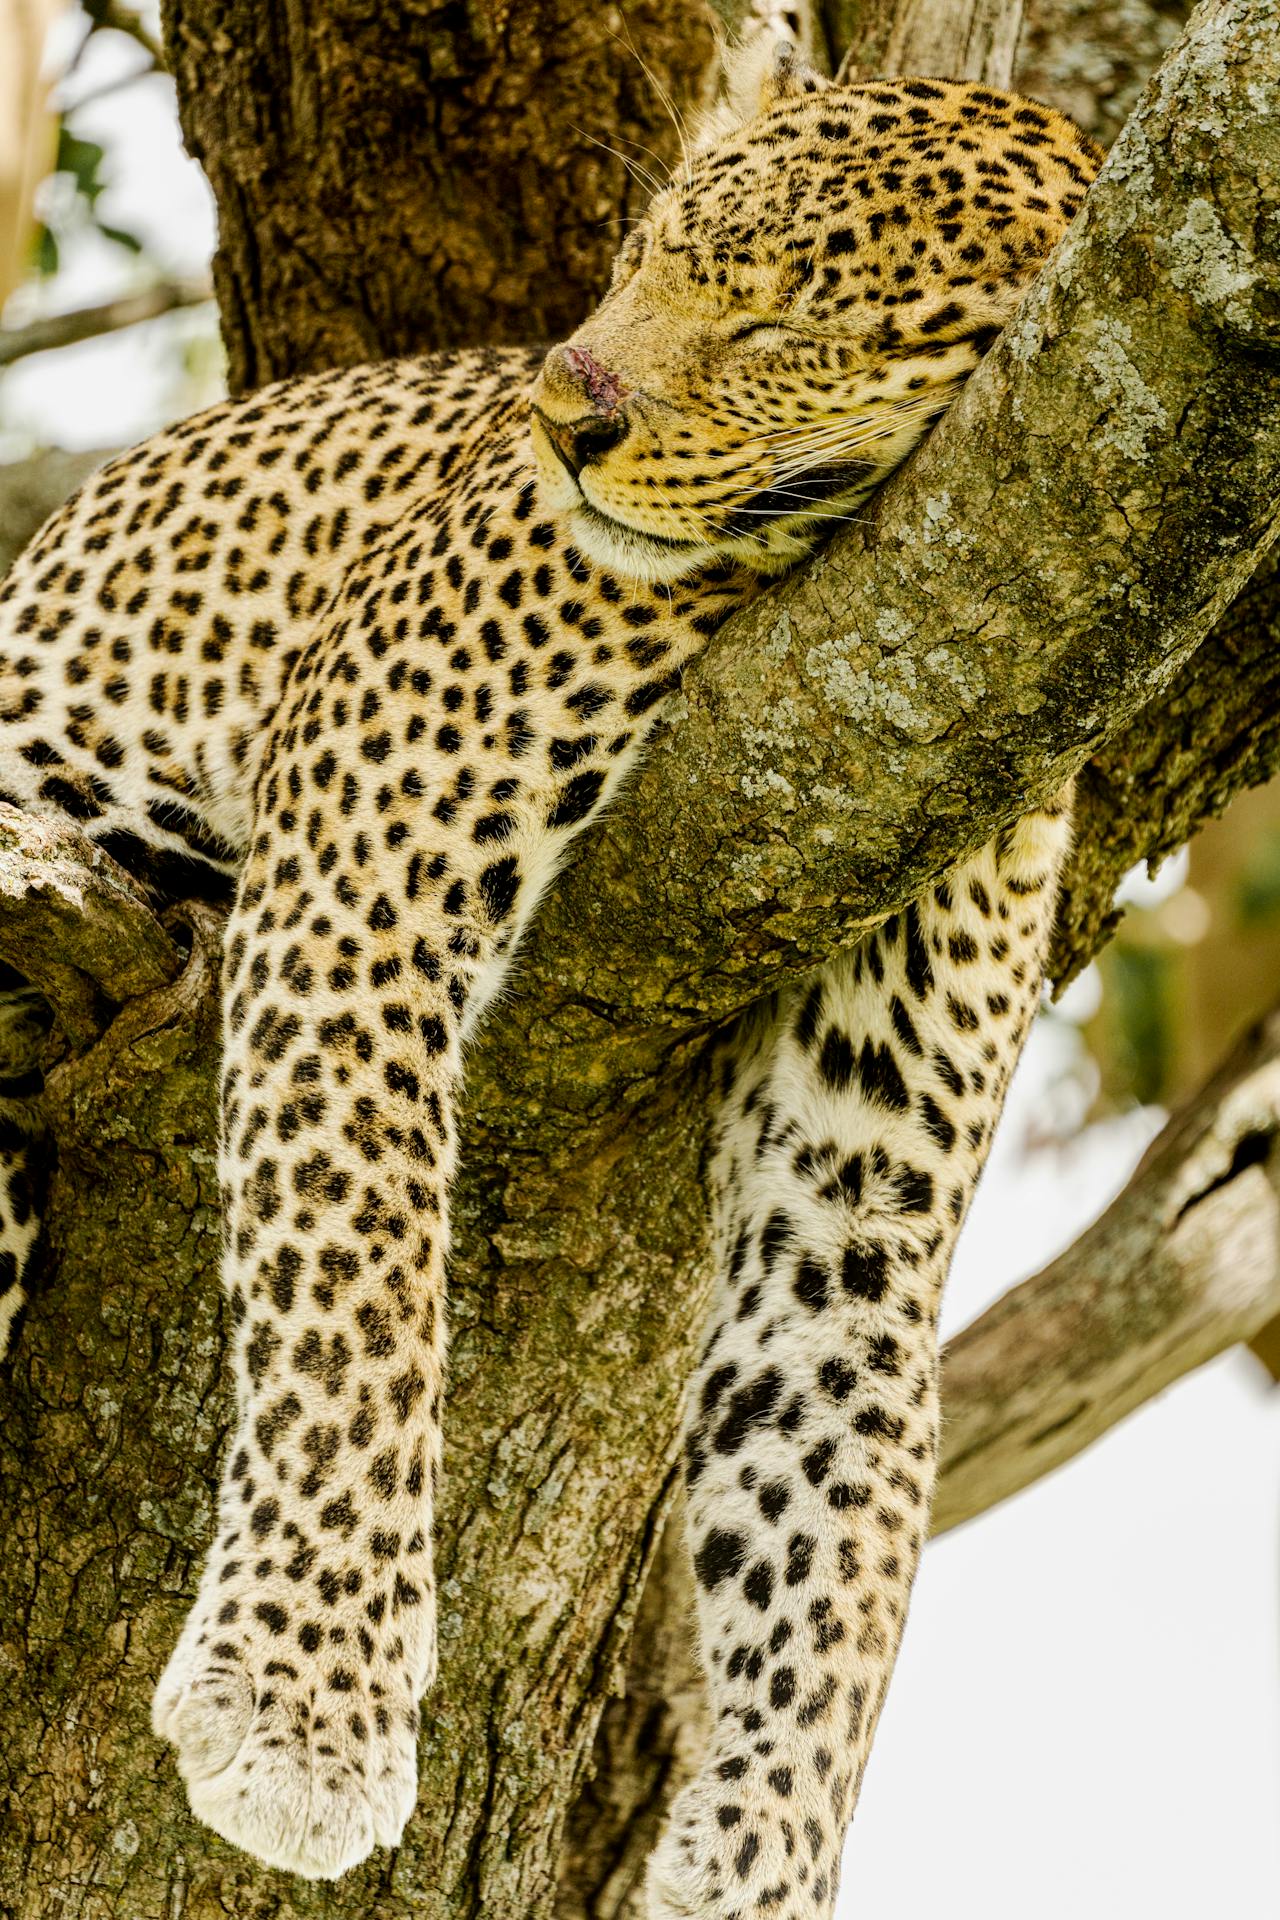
[
  {"xmin": 1108, "ymin": 943, "xmax": 1174, "ymax": 1107},
  {"xmin": 30, "ymin": 223, "xmax": 59, "ymax": 276},
  {"xmin": 95, "ymin": 220, "xmax": 145, "ymax": 255},
  {"xmin": 56, "ymin": 128, "xmax": 108, "ymax": 209}
]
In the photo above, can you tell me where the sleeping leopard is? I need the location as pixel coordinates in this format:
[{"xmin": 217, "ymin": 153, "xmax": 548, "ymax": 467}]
[{"xmin": 0, "ymin": 39, "xmax": 1098, "ymax": 1920}]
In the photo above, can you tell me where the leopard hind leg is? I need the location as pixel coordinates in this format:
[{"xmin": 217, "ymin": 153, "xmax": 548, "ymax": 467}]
[{"xmin": 648, "ymin": 797, "xmax": 1073, "ymax": 1920}]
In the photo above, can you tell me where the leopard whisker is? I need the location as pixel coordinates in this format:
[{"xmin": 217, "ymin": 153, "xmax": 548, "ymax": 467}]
[
  {"xmin": 604, "ymin": 22, "xmax": 693, "ymax": 175},
  {"xmin": 572, "ymin": 126, "xmax": 667, "ymax": 197}
]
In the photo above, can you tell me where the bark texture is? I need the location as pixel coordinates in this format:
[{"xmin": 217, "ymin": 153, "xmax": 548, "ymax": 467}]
[
  {"xmin": 560, "ymin": 0, "xmax": 1280, "ymax": 1892},
  {"xmin": 827, "ymin": 0, "xmax": 1025, "ymax": 82},
  {"xmin": 497, "ymin": 0, "xmax": 1280, "ymax": 1086},
  {"xmin": 1018, "ymin": 0, "xmax": 1194, "ymax": 149},
  {"xmin": 159, "ymin": 0, "xmax": 721, "ymax": 390},
  {"xmin": 1058, "ymin": 544, "xmax": 1280, "ymax": 986},
  {"xmin": 3, "ymin": 2, "xmax": 1280, "ymax": 1918}
]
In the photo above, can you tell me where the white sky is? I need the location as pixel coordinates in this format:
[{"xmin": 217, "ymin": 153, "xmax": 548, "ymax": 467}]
[{"xmin": 3, "ymin": 15, "xmax": 1276, "ymax": 1911}]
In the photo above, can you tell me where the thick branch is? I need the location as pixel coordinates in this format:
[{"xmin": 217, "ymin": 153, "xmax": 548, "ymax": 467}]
[
  {"xmin": 6, "ymin": 7, "xmax": 1280, "ymax": 1919},
  {"xmin": 1055, "ymin": 542, "xmax": 1280, "ymax": 983},
  {"xmin": 0, "ymin": 806, "xmax": 182, "ymax": 1045},
  {"xmin": 0, "ymin": 449, "xmax": 109, "ymax": 578},
  {"xmin": 558, "ymin": 1493, "xmax": 708, "ymax": 1920},
  {"xmin": 934, "ymin": 1003, "xmax": 1280, "ymax": 1532},
  {"xmin": 555, "ymin": 6, "xmax": 1279, "ymax": 1902}
]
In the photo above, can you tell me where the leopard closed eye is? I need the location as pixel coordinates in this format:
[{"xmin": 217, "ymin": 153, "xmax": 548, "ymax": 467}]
[{"xmin": 0, "ymin": 37, "xmax": 1098, "ymax": 1912}]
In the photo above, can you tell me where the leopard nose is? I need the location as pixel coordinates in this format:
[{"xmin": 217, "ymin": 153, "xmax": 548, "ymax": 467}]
[{"xmin": 541, "ymin": 411, "xmax": 630, "ymax": 482}]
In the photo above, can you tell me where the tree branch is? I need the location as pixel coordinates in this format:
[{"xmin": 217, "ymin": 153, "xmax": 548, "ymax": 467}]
[
  {"xmin": 1018, "ymin": 0, "xmax": 1193, "ymax": 150},
  {"xmin": 935, "ymin": 1002, "xmax": 1280, "ymax": 1532},
  {"xmin": 1055, "ymin": 542, "xmax": 1280, "ymax": 985},
  {"xmin": 558, "ymin": 1491, "xmax": 708, "ymax": 1920},
  {"xmin": 552, "ymin": 5, "xmax": 1279, "ymax": 1902},
  {"xmin": 0, "ymin": 448, "xmax": 110, "ymax": 577},
  {"xmin": 552, "ymin": 3, "xmax": 1280, "ymax": 1904},
  {"xmin": 5, "ymin": 5, "xmax": 1280, "ymax": 1915},
  {"xmin": 0, "ymin": 277, "xmax": 212, "ymax": 367},
  {"xmin": 484, "ymin": 0, "xmax": 1280, "ymax": 1132},
  {"xmin": 159, "ymin": 0, "xmax": 722, "ymax": 384},
  {"xmin": 0, "ymin": 806, "xmax": 182, "ymax": 1047},
  {"xmin": 80, "ymin": 1, "xmax": 166, "ymax": 71}
]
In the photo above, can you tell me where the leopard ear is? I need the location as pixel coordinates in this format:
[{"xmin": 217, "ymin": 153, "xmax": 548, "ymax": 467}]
[{"xmin": 697, "ymin": 34, "xmax": 831, "ymax": 146}]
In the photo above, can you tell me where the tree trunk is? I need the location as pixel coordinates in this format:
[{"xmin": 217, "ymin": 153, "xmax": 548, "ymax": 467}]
[
  {"xmin": 160, "ymin": 0, "xmax": 721, "ymax": 390},
  {"xmin": 3, "ymin": 2, "xmax": 1279, "ymax": 1918}
]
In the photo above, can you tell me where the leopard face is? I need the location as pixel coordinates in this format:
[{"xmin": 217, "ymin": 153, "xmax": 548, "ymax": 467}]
[{"xmin": 531, "ymin": 52, "xmax": 1100, "ymax": 584}]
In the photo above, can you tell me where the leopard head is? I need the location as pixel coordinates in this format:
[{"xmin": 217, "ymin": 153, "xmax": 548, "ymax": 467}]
[{"xmin": 530, "ymin": 42, "xmax": 1100, "ymax": 584}]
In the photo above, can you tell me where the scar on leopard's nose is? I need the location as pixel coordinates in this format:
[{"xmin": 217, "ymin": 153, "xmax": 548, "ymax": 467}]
[{"xmin": 563, "ymin": 346, "xmax": 629, "ymax": 416}]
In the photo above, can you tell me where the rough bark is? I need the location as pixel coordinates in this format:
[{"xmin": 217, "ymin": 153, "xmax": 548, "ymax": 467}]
[
  {"xmin": 556, "ymin": 1496, "xmax": 710, "ymax": 1920},
  {"xmin": 5, "ymin": 807, "xmax": 1279, "ymax": 1918},
  {"xmin": 560, "ymin": 0, "xmax": 1280, "ymax": 1893},
  {"xmin": 1018, "ymin": 0, "xmax": 1195, "ymax": 150},
  {"xmin": 492, "ymin": 0, "xmax": 1280, "ymax": 1088},
  {"xmin": 4, "ymin": 4, "xmax": 1280, "ymax": 1920},
  {"xmin": 1057, "ymin": 544, "xmax": 1280, "ymax": 986},
  {"xmin": 564, "ymin": 4, "xmax": 1037, "ymax": 1898},
  {"xmin": 0, "ymin": 809, "xmax": 183, "ymax": 1047},
  {"xmin": 158, "ymin": 0, "xmax": 721, "ymax": 390},
  {"xmin": 827, "ymin": 0, "xmax": 1025, "ymax": 83}
]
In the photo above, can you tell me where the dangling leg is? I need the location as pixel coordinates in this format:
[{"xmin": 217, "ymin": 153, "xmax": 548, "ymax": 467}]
[
  {"xmin": 152, "ymin": 819, "xmax": 464, "ymax": 1878},
  {"xmin": 648, "ymin": 796, "xmax": 1071, "ymax": 1920}
]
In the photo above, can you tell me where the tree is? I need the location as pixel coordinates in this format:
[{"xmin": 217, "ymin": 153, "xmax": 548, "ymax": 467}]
[{"xmin": 1, "ymin": 1, "xmax": 1278, "ymax": 1917}]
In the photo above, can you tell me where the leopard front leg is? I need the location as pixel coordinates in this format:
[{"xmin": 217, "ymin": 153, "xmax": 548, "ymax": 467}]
[
  {"xmin": 152, "ymin": 827, "xmax": 463, "ymax": 1878},
  {"xmin": 648, "ymin": 798, "xmax": 1072, "ymax": 1920}
]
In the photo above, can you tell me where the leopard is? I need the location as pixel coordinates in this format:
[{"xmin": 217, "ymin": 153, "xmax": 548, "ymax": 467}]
[{"xmin": 0, "ymin": 37, "xmax": 1098, "ymax": 1917}]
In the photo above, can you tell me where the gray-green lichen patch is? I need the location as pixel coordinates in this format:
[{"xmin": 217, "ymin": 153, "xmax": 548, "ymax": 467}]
[
  {"xmin": 739, "ymin": 764, "xmax": 797, "ymax": 804},
  {"xmin": 805, "ymin": 645, "xmax": 961, "ymax": 743},
  {"xmin": 1082, "ymin": 318, "xmax": 1169, "ymax": 460},
  {"xmin": 740, "ymin": 693, "xmax": 804, "ymax": 765},
  {"xmin": 1162, "ymin": 197, "xmax": 1259, "ymax": 330},
  {"xmin": 764, "ymin": 608, "xmax": 794, "ymax": 664},
  {"xmin": 875, "ymin": 606, "xmax": 915, "ymax": 648},
  {"xmin": 802, "ymin": 631, "xmax": 874, "ymax": 714},
  {"xmin": 922, "ymin": 643, "xmax": 987, "ymax": 708},
  {"xmin": 1097, "ymin": 117, "xmax": 1156, "ymax": 218}
]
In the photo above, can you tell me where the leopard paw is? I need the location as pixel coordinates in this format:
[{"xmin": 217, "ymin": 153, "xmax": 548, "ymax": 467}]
[
  {"xmin": 154, "ymin": 1633, "xmax": 421, "ymax": 1876},
  {"xmin": 153, "ymin": 1545, "xmax": 433, "ymax": 1877}
]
